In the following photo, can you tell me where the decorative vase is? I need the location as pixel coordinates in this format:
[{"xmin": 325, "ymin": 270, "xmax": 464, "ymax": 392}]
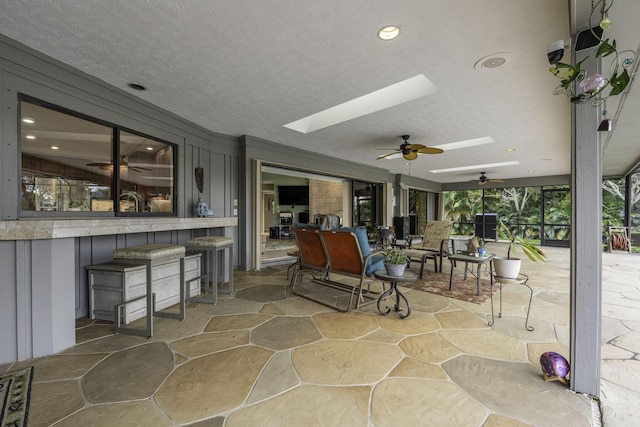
[
  {"xmin": 384, "ymin": 262, "xmax": 406, "ymax": 277},
  {"xmin": 493, "ymin": 257, "xmax": 521, "ymax": 279},
  {"xmin": 193, "ymin": 196, "xmax": 209, "ymax": 217}
]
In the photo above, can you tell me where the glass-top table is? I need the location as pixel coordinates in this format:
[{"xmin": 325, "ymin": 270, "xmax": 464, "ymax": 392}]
[{"xmin": 448, "ymin": 252, "xmax": 494, "ymax": 296}]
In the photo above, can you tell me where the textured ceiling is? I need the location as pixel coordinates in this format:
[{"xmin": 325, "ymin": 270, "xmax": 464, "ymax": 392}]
[{"xmin": 0, "ymin": 0, "xmax": 637, "ymax": 184}]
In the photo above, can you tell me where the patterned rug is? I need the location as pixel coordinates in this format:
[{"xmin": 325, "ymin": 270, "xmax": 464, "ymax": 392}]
[
  {"xmin": 402, "ymin": 270, "xmax": 495, "ymax": 304},
  {"xmin": 0, "ymin": 367, "xmax": 33, "ymax": 427}
]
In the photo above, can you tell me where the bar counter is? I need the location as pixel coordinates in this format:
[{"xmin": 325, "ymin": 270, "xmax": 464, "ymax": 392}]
[{"xmin": 0, "ymin": 217, "xmax": 238, "ymax": 240}]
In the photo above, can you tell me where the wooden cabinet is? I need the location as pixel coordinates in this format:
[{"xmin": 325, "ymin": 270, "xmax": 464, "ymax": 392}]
[{"xmin": 88, "ymin": 252, "xmax": 202, "ymax": 323}]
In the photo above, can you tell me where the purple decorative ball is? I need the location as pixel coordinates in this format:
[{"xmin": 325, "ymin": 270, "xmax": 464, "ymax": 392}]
[{"xmin": 540, "ymin": 352, "xmax": 570, "ymax": 378}]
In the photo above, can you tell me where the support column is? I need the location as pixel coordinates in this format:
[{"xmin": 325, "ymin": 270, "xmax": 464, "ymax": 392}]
[{"xmin": 570, "ymin": 50, "xmax": 602, "ymax": 396}]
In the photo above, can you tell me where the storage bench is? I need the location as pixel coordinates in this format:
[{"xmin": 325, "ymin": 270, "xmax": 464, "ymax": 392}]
[{"xmin": 88, "ymin": 252, "xmax": 202, "ymax": 324}]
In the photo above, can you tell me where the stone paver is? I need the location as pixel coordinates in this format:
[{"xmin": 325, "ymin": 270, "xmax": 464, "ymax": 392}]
[
  {"xmin": 372, "ymin": 378, "xmax": 489, "ymax": 426},
  {"xmin": 252, "ymin": 316, "xmax": 322, "ymax": 350},
  {"xmin": 82, "ymin": 342, "xmax": 174, "ymax": 403},
  {"xmin": 444, "ymin": 355, "xmax": 591, "ymax": 427},
  {"xmin": 312, "ymin": 311, "xmax": 378, "ymax": 339},
  {"xmin": 28, "ymin": 380, "xmax": 85, "ymax": 427},
  {"xmin": 247, "ymin": 351, "xmax": 300, "ymax": 404},
  {"xmin": 53, "ymin": 401, "xmax": 172, "ymax": 427},
  {"xmin": 23, "ymin": 248, "xmax": 640, "ymax": 426},
  {"xmin": 292, "ymin": 340, "xmax": 402, "ymax": 384},
  {"xmin": 227, "ymin": 385, "xmax": 370, "ymax": 427},
  {"xmin": 156, "ymin": 346, "xmax": 274, "ymax": 424},
  {"xmin": 170, "ymin": 330, "xmax": 251, "ymax": 358}
]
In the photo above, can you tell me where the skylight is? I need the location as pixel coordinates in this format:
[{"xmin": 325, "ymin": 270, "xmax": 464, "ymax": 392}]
[
  {"xmin": 284, "ymin": 74, "xmax": 438, "ymax": 134},
  {"xmin": 429, "ymin": 161, "xmax": 520, "ymax": 174}
]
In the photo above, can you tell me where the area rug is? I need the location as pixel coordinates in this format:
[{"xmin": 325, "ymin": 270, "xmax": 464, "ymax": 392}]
[
  {"xmin": 402, "ymin": 270, "xmax": 495, "ymax": 304},
  {"xmin": 0, "ymin": 366, "xmax": 33, "ymax": 427}
]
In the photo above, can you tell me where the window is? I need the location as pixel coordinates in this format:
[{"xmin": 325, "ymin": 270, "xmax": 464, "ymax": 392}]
[
  {"xmin": 408, "ymin": 189, "xmax": 428, "ymax": 235},
  {"xmin": 20, "ymin": 98, "xmax": 176, "ymax": 216}
]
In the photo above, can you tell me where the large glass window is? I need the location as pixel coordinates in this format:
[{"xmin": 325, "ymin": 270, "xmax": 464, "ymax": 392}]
[
  {"xmin": 408, "ymin": 189, "xmax": 428, "ymax": 235},
  {"xmin": 20, "ymin": 98, "xmax": 176, "ymax": 216}
]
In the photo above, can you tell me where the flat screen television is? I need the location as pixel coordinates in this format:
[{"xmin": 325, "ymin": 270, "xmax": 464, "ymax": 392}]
[{"xmin": 277, "ymin": 185, "xmax": 309, "ymax": 205}]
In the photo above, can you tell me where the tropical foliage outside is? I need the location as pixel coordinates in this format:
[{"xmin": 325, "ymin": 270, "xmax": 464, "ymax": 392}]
[{"xmin": 442, "ymin": 172, "xmax": 640, "ymax": 253}]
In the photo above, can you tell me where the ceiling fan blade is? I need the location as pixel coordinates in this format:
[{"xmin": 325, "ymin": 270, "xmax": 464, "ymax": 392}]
[
  {"xmin": 86, "ymin": 161, "xmax": 112, "ymax": 167},
  {"xmin": 377, "ymin": 152, "xmax": 400, "ymax": 160},
  {"xmin": 376, "ymin": 148, "xmax": 402, "ymax": 151},
  {"xmin": 478, "ymin": 180, "xmax": 487, "ymax": 185},
  {"xmin": 490, "ymin": 178, "xmax": 505, "ymax": 183},
  {"xmin": 405, "ymin": 144, "xmax": 426, "ymax": 150},
  {"xmin": 403, "ymin": 151, "xmax": 418, "ymax": 160},
  {"xmin": 416, "ymin": 147, "xmax": 444, "ymax": 154}
]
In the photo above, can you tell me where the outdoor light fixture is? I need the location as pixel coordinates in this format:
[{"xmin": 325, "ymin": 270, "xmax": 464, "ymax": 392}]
[
  {"xmin": 378, "ymin": 25, "xmax": 400, "ymax": 40},
  {"xmin": 598, "ymin": 118, "xmax": 613, "ymax": 132},
  {"xmin": 549, "ymin": 0, "xmax": 634, "ymax": 105}
]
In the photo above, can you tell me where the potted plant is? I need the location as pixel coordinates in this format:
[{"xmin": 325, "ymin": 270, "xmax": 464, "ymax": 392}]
[
  {"xmin": 383, "ymin": 248, "xmax": 409, "ymax": 276},
  {"xmin": 495, "ymin": 220, "xmax": 546, "ymax": 278},
  {"xmin": 68, "ymin": 198, "xmax": 87, "ymax": 211}
]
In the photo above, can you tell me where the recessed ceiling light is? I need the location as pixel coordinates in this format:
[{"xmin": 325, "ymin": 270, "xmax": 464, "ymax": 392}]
[
  {"xmin": 505, "ymin": 147, "xmax": 516, "ymax": 152},
  {"xmin": 529, "ymin": 169, "xmax": 536, "ymax": 173},
  {"xmin": 284, "ymin": 74, "xmax": 438, "ymax": 134},
  {"xmin": 127, "ymin": 83, "xmax": 147, "ymax": 91},
  {"xmin": 146, "ymin": 146, "xmax": 154, "ymax": 151},
  {"xmin": 429, "ymin": 161, "xmax": 520, "ymax": 174},
  {"xmin": 25, "ymin": 134, "xmax": 36, "ymax": 140},
  {"xmin": 474, "ymin": 52, "xmax": 514, "ymax": 71},
  {"xmin": 50, "ymin": 145, "xmax": 59, "ymax": 150},
  {"xmin": 378, "ymin": 25, "xmax": 400, "ymax": 40},
  {"xmin": 22, "ymin": 117, "xmax": 35, "ymax": 124}
]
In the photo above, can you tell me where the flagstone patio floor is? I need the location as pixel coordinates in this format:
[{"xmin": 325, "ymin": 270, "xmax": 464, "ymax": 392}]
[{"xmin": 1, "ymin": 245, "xmax": 638, "ymax": 426}]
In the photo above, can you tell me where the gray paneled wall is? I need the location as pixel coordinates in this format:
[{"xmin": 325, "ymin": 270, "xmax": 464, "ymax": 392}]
[{"xmin": 0, "ymin": 34, "xmax": 240, "ymax": 363}]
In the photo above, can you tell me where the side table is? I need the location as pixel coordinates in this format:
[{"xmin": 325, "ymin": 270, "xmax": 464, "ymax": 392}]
[
  {"xmin": 373, "ymin": 269, "xmax": 416, "ymax": 319},
  {"xmin": 490, "ymin": 273, "xmax": 534, "ymax": 331},
  {"xmin": 448, "ymin": 252, "xmax": 494, "ymax": 296}
]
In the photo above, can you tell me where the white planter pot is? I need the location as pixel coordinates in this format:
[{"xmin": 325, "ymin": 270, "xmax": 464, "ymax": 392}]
[
  {"xmin": 384, "ymin": 263, "xmax": 406, "ymax": 277},
  {"xmin": 493, "ymin": 257, "xmax": 521, "ymax": 279}
]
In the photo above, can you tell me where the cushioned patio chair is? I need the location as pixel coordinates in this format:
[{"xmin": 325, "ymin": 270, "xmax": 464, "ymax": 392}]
[
  {"xmin": 290, "ymin": 226, "xmax": 385, "ymax": 312},
  {"xmin": 404, "ymin": 220, "xmax": 453, "ymax": 277}
]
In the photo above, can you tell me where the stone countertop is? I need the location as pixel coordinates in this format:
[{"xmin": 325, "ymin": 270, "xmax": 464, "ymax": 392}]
[{"xmin": 0, "ymin": 217, "xmax": 238, "ymax": 240}]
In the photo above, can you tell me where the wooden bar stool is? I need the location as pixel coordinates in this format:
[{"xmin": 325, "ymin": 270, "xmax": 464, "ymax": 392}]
[
  {"xmin": 185, "ymin": 236, "xmax": 234, "ymax": 304},
  {"xmin": 112, "ymin": 244, "xmax": 186, "ymax": 337}
]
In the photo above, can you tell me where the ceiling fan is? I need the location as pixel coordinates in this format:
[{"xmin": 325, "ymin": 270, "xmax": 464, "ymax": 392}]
[
  {"xmin": 376, "ymin": 135, "xmax": 444, "ymax": 161},
  {"xmin": 474, "ymin": 171, "xmax": 505, "ymax": 185},
  {"xmin": 86, "ymin": 156, "xmax": 151, "ymax": 173}
]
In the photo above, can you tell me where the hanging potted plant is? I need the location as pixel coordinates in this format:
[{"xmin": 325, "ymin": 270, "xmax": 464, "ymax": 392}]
[
  {"xmin": 383, "ymin": 248, "xmax": 409, "ymax": 276},
  {"xmin": 494, "ymin": 220, "xmax": 546, "ymax": 278}
]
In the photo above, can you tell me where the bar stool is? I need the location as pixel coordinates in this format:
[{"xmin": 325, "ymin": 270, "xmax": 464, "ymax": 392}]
[
  {"xmin": 185, "ymin": 236, "xmax": 234, "ymax": 304},
  {"xmin": 112, "ymin": 244, "xmax": 186, "ymax": 337}
]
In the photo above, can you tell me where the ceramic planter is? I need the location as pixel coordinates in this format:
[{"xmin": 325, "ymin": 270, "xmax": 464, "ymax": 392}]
[
  {"xmin": 493, "ymin": 257, "xmax": 521, "ymax": 279},
  {"xmin": 384, "ymin": 262, "xmax": 406, "ymax": 277}
]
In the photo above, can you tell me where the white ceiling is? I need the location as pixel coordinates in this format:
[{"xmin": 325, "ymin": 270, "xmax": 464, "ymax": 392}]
[{"xmin": 1, "ymin": 0, "xmax": 638, "ymax": 185}]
